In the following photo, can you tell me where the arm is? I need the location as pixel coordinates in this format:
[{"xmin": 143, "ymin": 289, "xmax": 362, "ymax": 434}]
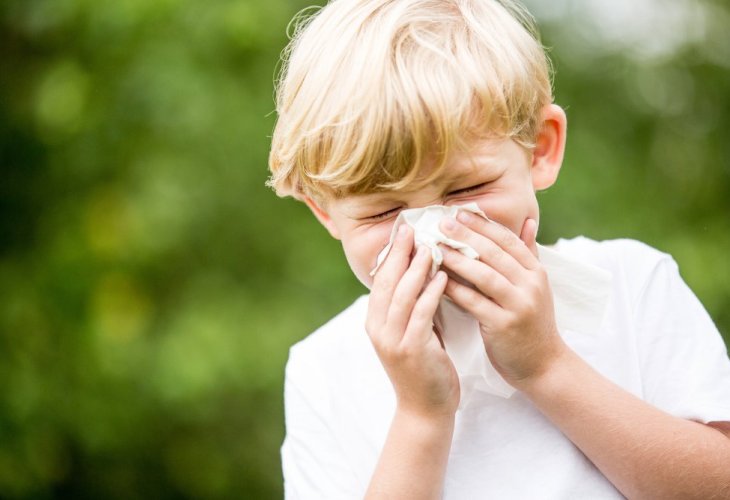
[
  {"xmin": 440, "ymin": 212, "xmax": 730, "ymax": 500},
  {"xmin": 366, "ymin": 409, "xmax": 455, "ymax": 499},
  {"xmin": 364, "ymin": 225, "xmax": 459, "ymax": 499},
  {"xmin": 522, "ymin": 344, "xmax": 730, "ymax": 500}
]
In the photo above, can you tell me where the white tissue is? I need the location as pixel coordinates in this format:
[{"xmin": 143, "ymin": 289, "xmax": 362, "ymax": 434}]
[
  {"xmin": 370, "ymin": 203, "xmax": 484, "ymax": 278},
  {"xmin": 368, "ymin": 203, "xmax": 613, "ymax": 408}
]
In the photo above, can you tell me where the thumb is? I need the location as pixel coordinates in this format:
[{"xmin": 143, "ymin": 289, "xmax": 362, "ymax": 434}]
[{"xmin": 519, "ymin": 218, "xmax": 539, "ymax": 257}]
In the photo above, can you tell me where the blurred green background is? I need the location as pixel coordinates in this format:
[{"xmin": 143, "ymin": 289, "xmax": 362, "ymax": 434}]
[{"xmin": 1, "ymin": 0, "xmax": 728, "ymax": 497}]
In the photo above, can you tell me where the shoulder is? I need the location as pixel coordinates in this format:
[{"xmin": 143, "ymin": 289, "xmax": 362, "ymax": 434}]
[
  {"xmin": 552, "ymin": 236, "xmax": 676, "ymax": 295},
  {"xmin": 553, "ymin": 236, "xmax": 671, "ymax": 268},
  {"xmin": 283, "ymin": 293, "xmax": 391, "ymax": 436},
  {"xmin": 286, "ymin": 294, "xmax": 372, "ymax": 378}
]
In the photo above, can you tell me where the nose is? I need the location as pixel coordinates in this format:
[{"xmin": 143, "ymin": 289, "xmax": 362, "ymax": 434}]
[{"xmin": 407, "ymin": 188, "xmax": 447, "ymax": 209}]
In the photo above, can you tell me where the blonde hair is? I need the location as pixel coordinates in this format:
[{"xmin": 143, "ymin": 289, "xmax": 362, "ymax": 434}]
[{"xmin": 268, "ymin": 0, "xmax": 553, "ymax": 199}]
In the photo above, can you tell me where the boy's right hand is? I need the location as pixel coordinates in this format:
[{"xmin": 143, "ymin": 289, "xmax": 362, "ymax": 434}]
[{"xmin": 366, "ymin": 225, "xmax": 459, "ymax": 419}]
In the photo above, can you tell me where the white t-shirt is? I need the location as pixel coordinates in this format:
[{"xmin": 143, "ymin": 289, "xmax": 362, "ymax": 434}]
[{"xmin": 281, "ymin": 237, "xmax": 730, "ymax": 499}]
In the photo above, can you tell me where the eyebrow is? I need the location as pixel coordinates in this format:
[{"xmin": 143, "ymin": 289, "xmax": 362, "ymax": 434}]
[
  {"xmin": 337, "ymin": 148, "xmax": 504, "ymax": 215},
  {"xmin": 339, "ymin": 193, "xmax": 400, "ymax": 214}
]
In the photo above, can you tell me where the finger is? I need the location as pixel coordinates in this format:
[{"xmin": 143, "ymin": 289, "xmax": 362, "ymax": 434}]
[
  {"xmin": 433, "ymin": 323, "xmax": 446, "ymax": 349},
  {"xmin": 403, "ymin": 270, "xmax": 448, "ymax": 345},
  {"xmin": 440, "ymin": 245, "xmax": 516, "ymax": 308},
  {"xmin": 386, "ymin": 245, "xmax": 434, "ymax": 335},
  {"xmin": 444, "ymin": 276, "xmax": 502, "ymax": 329},
  {"xmin": 440, "ymin": 217, "xmax": 525, "ymax": 285},
  {"xmin": 454, "ymin": 211, "xmax": 539, "ymax": 270},
  {"xmin": 519, "ymin": 218, "xmax": 539, "ymax": 258},
  {"xmin": 374, "ymin": 224, "xmax": 414, "ymax": 280},
  {"xmin": 368, "ymin": 225, "xmax": 414, "ymax": 328}
]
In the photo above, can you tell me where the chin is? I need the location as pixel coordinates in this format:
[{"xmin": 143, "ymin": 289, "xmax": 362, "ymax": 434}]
[{"xmin": 356, "ymin": 272, "xmax": 374, "ymax": 290}]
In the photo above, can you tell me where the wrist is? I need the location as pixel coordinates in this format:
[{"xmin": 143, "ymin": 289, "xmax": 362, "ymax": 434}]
[
  {"xmin": 394, "ymin": 404, "xmax": 456, "ymax": 434},
  {"xmin": 513, "ymin": 341, "xmax": 580, "ymax": 399},
  {"xmin": 366, "ymin": 401, "xmax": 455, "ymax": 499}
]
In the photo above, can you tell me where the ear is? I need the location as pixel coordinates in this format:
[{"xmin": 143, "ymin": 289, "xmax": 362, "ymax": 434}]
[
  {"xmin": 531, "ymin": 104, "xmax": 567, "ymax": 191},
  {"xmin": 303, "ymin": 196, "xmax": 342, "ymax": 239}
]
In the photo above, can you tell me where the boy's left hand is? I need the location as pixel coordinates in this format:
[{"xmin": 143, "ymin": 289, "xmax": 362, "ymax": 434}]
[{"xmin": 439, "ymin": 211, "xmax": 567, "ymax": 388}]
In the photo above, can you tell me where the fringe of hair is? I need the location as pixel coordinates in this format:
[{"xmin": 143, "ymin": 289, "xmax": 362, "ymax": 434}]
[{"xmin": 268, "ymin": 0, "xmax": 553, "ymax": 200}]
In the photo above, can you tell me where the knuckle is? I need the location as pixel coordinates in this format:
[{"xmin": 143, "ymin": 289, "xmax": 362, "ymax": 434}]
[
  {"xmin": 367, "ymin": 326, "xmax": 383, "ymax": 345},
  {"xmin": 502, "ymin": 310, "xmax": 522, "ymax": 330},
  {"xmin": 462, "ymin": 288, "xmax": 482, "ymax": 311},
  {"xmin": 377, "ymin": 340, "xmax": 397, "ymax": 360},
  {"xmin": 365, "ymin": 319, "xmax": 374, "ymax": 335},
  {"xmin": 479, "ymin": 265, "xmax": 495, "ymax": 285},
  {"xmin": 375, "ymin": 275, "xmax": 397, "ymax": 293},
  {"xmin": 533, "ymin": 265, "xmax": 548, "ymax": 281},
  {"xmin": 392, "ymin": 242, "xmax": 411, "ymax": 260},
  {"xmin": 455, "ymin": 224, "xmax": 475, "ymax": 244},
  {"xmin": 527, "ymin": 271, "xmax": 547, "ymax": 296},
  {"xmin": 388, "ymin": 342, "xmax": 409, "ymax": 361},
  {"xmin": 516, "ymin": 292, "xmax": 539, "ymax": 317},
  {"xmin": 389, "ymin": 292, "xmax": 405, "ymax": 310},
  {"xmin": 479, "ymin": 323, "xmax": 491, "ymax": 338},
  {"xmin": 524, "ymin": 298, "xmax": 540, "ymax": 316},
  {"xmin": 409, "ymin": 297, "xmax": 427, "ymax": 317},
  {"xmin": 399, "ymin": 342, "xmax": 417, "ymax": 359},
  {"xmin": 497, "ymin": 228, "xmax": 519, "ymax": 252},
  {"xmin": 483, "ymin": 243, "xmax": 502, "ymax": 264},
  {"xmin": 365, "ymin": 317, "xmax": 380, "ymax": 337},
  {"xmin": 522, "ymin": 278, "xmax": 540, "ymax": 298},
  {"xmin": 477, "ymin": 266, "xmax": 496, "ymax": 289}
]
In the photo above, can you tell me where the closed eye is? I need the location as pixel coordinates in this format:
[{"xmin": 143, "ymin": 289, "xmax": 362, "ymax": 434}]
[
  {"xmin": 365, "ymin": 207, "xmax": 401, "ymax": 221},
  {"xmin": 448, "ymin": 182, "xmax": 488, "ymax": 196}
]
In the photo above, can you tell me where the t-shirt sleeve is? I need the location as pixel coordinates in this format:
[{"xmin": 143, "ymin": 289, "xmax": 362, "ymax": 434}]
[
  {"xmin": 634, "ymin": 256, "xmax": 730, "ymax": 423},
  {"xmin": 281, "ymin": 343, "xmax": 361, "ymax": 499}
]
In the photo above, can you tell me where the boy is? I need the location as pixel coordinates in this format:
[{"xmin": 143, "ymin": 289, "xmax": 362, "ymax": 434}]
[{"xmin": 268, "ymin": 0, "xmax": 730, "ymax": 498}]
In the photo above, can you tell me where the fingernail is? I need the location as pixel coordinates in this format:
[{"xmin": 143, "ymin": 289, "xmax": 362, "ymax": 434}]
[
  {"xmin": 397, "ymin": 224, "xmax": 408, "ymax": 239},
  {"xmin": 457, "ymin": 211, "xmax": 473, "ymax": 224},
  {"xmin": 442, "ymin": 217, "xmax": 457, "ymax": 231}
]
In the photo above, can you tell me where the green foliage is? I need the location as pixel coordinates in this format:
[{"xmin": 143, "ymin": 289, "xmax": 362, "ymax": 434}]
[{"xmin": 0, "ymin": 0, "xmax": 727, "ymax": 497}]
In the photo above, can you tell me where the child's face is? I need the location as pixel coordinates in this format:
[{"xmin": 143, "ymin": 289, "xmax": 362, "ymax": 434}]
[
  {"xmin": 305, "ymin": 106, "xmax": 566, "ymax": 288},
  {"xmin": 310, "ymin": 139, "xmax": 544, "ymax": 288}
]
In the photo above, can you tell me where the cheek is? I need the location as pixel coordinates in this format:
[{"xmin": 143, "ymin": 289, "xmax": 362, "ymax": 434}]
[
  {"xmin": 347, "ymin": 243, "xmax": 373, "ymax": 270},
  {"xmin": 342, "ymin": 227, "xmax": 393, "ymax": 287},
  {"xmin": 473, "ymin": 191, "xmax": 538, "ymax": 235}
]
